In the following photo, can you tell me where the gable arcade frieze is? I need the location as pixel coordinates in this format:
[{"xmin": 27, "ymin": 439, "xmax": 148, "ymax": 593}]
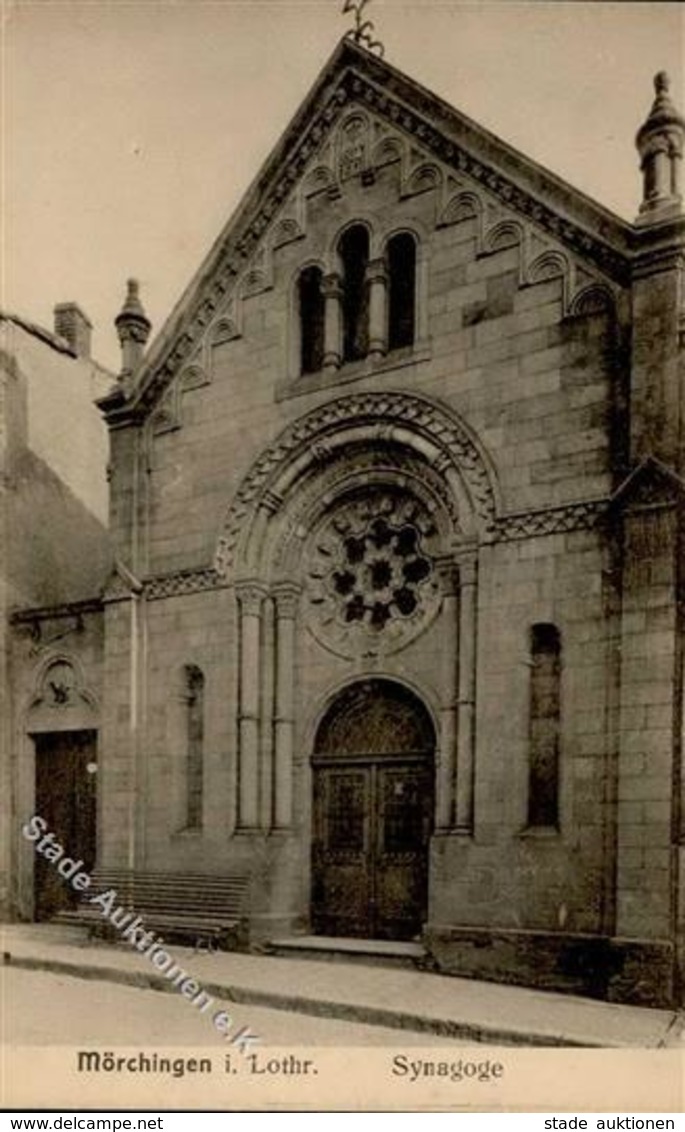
[{"xmin": 106, "ymin": 46, "xmax": 631, "ymax": 430}]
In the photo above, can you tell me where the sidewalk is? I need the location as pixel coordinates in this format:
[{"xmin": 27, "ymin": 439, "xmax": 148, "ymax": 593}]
[{"xmin": 2, "ymin": 922, "xmax": 682, "ymax": 1048}]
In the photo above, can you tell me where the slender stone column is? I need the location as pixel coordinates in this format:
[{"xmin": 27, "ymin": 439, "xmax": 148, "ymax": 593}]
[
  {"xmin": 235, "ymin": 581, "xmax": 267, "ymax": 830},
  {"xmin": 366, "ymin": 256, "xmax": 388, "ymax": 359},
  {"xmin": 259, "ymin": 596, "xmax": 275, "ymax": 831},
  {"xmin": 455, "ymin": 555, "xmax": 478, "ymax": 832},
  {"xmin": 321, "ymin": 273, "xmax": 343, "ymax": 371},
  {"xmin": 435, "ymin": 559, "xmax": 460, "ymax": 831},
  {"xmin": 272, "ymin": 583, "xmax": 301, "ymax": 830}
]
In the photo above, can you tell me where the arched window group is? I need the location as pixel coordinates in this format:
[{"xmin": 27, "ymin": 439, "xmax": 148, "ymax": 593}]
[
  {"xmin": 387, "ymin": 232, "xmax": 416, "ymax": 351},
  {"xmin": 298, "ymin": 266, "xmax": 325, "ymax": 376},
  {"xmin": 298, "ymin": 225, "xmax": 418, "ymax": 376},
  {"xmin": 339, "ymin": 225, "xmax": 370, "ymax": 363}
]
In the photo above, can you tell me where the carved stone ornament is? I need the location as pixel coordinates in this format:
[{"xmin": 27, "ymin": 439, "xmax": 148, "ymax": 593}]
[
  {"xmin": 306, "ymin": 490, "xmax": 441, "ymax": 658},
  {"xmin": 145, "ymin": 567, "xmax": 226, "ymax": 601},
  {"xmin": 29, "ymin": 655, "xmax": 98, "ymax": 721},
  {"xmin": 235, "ymin": 580, "xmax": 268, "ymax": 617},
  {"xmin": 42, "ymin": 659, "xmax": 78, "ymax": 706},
  {"xmin": 338, "ymin": 112, "xmax": 370, "ymax": 181}
]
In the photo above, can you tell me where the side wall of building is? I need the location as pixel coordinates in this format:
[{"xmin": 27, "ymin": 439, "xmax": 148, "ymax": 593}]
[{"xmin": 1, "ymin": 322, "xmax": 111, "ymax": 921}]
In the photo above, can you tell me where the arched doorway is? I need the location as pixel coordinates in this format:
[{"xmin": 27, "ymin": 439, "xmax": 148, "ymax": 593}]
[{"xmin": 311, "ymin": 679, "xmax": 435, "ymax": 941}]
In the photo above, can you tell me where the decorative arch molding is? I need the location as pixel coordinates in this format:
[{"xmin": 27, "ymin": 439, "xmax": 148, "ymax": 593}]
[
  {"xmin": 214, "ymin": 391, "xmax": 500, "ymax": 579},
  {"xmin": 372, "ymin": 135, "xmax": 404, "ymax": 170},
  {"xmin": 207, "ymin": 312, "xmax": 241, "ymax": 349},
  {"xmin": 271, "ymin": 216, "xmax": 305, "ymax": 251},
  {"xmin": 305, "ymin": 673, "xmax": 441, "ymax": 762},
  {"xmin": 526, "ymin": 249, "xmax": 573, "ymax": 309},
  {"xmin": 179, "ymin": 363, "xmax": 210, "ymax": 394},
  {"xmin": 403, "ymin": 161, "xmax": 443, "ymax": 199},
  {"xmin": 482, "ymin": 218, "xmax": 525, "ymax": 254},
  {"xmin": 337, "ymin": 109, "xmax": 372, "ymax": 182},
  {"xmin": 303, "ymin": 164, "xmax": 338, "ymax": 198},
  {"xmin": 438, "ymin": 189, "xmax": 483, "ymax": 228},
  {"xmin": 271, "ymin": 445, "xmax": 461, "ymax": 578},
  {"xmin": 568, "ymin": 283, "xmax": 616, "ymax": 318},
  {"xmin": 329, "ymin": 214, "xmax": 379, "ymax": 262},
  {"xmin": 148, "ymin": 386, "xmax": 181, "ymax": 438}
]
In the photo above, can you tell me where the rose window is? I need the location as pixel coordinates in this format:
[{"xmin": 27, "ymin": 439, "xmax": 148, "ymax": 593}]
[
  {"xmin": 307, "ymin": 494, "xmax": 441, "ymax": 657},
  {"xmin": 331, "ymin": 517, "xmax": 432, "ymax": 630}
]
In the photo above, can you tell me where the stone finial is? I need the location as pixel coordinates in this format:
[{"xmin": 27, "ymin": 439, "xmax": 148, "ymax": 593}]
[
  {"xmin": 636, "ymin": 71, "xmax": 685, "ymax": 221},
  {"xmin": 114, "ymin": 279, "xmax": 151, "ymax": 377}
]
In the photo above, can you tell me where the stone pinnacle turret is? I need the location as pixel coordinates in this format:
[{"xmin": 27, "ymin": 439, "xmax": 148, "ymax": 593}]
[
  {"xmin": 114, "ymin": 279, "xmax": 152, "ymax": 378},
  {"xmin": 636, "ymin": 72, "xmax": 685, "ymax": 222}
]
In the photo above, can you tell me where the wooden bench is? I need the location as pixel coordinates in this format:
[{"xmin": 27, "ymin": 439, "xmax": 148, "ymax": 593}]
[{"xmin": 56, "ymin": 869, "xmax": 250, "ymax": 952}]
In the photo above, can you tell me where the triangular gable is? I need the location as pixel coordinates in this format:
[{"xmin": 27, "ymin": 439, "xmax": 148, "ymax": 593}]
[
  {"xmin": 610, "ymin": 456, "xmax": 685, "ymax": 511},
  {"xmin": 101, "ymin": 37, "xmax": 633, "ymax": 425}
]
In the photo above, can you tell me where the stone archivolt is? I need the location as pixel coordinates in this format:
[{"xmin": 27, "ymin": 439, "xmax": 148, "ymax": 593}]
[
  {"xmin": 214, "ymin": 391, "xmax": 498, "ymax": 580},
  {"xmin": 268, "ymin": 431, "xmax": 460, "ymax": 570}
]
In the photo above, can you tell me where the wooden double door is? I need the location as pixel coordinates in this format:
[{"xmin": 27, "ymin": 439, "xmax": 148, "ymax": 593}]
[
  {"xmin": 311, "ymin": 680, "xmax": 435, "ymax": 941},
  {"xmin": 33, "ymin": 730, "xmax": 97, "ymax": 920}
]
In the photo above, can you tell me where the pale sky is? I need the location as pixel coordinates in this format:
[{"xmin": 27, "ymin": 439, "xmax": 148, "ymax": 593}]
[{"xmin": 3, "ymin": 0, "xmax": 684, "ymax": 372}]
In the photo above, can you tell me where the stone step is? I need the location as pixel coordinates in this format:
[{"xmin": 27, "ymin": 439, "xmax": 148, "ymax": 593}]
[{"xmin": 266, "ymin": 934, "xmax": 430, "ymax": 970}]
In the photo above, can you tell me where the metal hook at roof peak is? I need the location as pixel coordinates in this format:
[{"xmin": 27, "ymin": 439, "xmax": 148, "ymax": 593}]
[{"xmin": 342, "ymin": 0, "xmax": 385, "ymax": 58}]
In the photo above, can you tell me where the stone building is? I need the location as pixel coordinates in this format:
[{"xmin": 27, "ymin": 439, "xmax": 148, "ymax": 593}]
[
  {"xmin": 6, "ymin": 40, "xmax": 685, "ymax": 1007},
  {"xmin": 1, "ymin": 305, "xmax": 112, "ymax": 920}
]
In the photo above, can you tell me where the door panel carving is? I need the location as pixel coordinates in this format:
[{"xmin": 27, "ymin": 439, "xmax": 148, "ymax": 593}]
[{"xmin": 311, "ymin": 681, "xmax": 434, "ymax": 940}]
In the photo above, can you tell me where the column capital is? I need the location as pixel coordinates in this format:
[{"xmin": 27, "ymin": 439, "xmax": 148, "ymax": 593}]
[
  {"xmin": 456, "ymin": 553, "xmax": 478, "ymax": 587},
  {"xmin": 235, "ymin": 579, "xmax": 268, "ymax": 616},
  {"xmin": 434, "ymin": 556, "xmax": 460, "ymax": 597},
  {"xmin": 272, "ymin": 581, "xmax": 302, "ymax": 619},
  {"xmin": 321, "ymin": 272, "xmax": 344, "ymax": 299},
  {"xmin": 365, "ymin": 256, "xmax": 388, "ymax": 286}
]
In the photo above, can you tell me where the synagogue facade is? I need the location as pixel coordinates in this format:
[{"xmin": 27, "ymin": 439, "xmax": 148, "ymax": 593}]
[{"xmin": 5, "ymin": 40, "xmax": 685, "ymax": 1007}]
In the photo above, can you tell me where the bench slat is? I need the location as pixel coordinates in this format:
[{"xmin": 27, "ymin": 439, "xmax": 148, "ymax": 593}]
[{"xmin": 54, "ymin": 868, "xmax": 250, "ymax": 951}]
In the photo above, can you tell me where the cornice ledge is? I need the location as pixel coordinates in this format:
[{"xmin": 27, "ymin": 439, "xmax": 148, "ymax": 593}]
[
  {"xmin": 10, "ymin": 597, "xmax": 104, "ymax": 626},
  {"xmin": 629, "ymin": 214, "xmax": 685, "ymax": 276},
  {"xmin": 494, "ymin": 497, "xmax": 609, "ymax": 542},
  {"xmin": 96, "ymin": 383, "xmax": 147, "ymax": 428},
  {"xmin": 144, "ymin": 566, "xmax": 228, "ymax": 601}
]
